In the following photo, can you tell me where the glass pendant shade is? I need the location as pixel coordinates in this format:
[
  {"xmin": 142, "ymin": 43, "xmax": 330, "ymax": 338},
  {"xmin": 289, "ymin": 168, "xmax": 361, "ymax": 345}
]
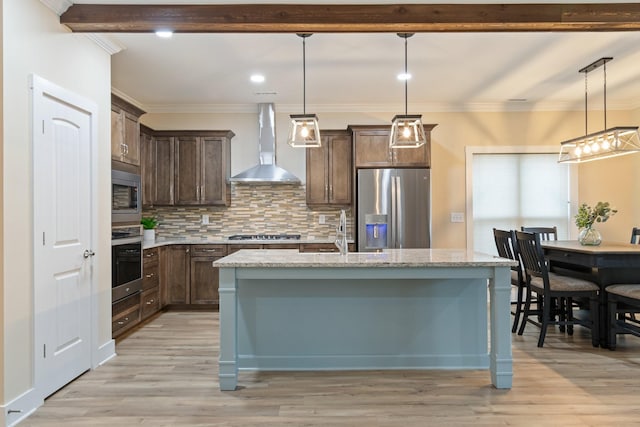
[
  {"xmin": 390, "ymin": 114, "xmax": 427, "ymax": 148},
  {"xmin": 287, "ymin": 114, "xmax": 321, "ymax": 148},
  {"xmin": 389, "ymin": 33, "xmax": 426, "ymax": 149},
  {"xmin": 287, "ymin": 33, "xmax": 321, "ymax": 148},
  {"xmin": 558, "ymin": 126, "xmax": 640, "ymax": 163}
]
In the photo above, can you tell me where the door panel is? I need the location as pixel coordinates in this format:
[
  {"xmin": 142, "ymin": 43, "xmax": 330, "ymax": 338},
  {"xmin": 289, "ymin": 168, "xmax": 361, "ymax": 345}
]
[
  {"xmin": 395, "ymin": 169, "xmax": 431, "ymax": 248},
  {"xmin": 33, "ymin": 77, "xmax": 93, "ymax": 399}
]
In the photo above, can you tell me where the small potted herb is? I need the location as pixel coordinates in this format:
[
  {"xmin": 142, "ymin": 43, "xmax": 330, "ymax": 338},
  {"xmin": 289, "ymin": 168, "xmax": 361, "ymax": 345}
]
[{"xmin": 141, "ymin": 216, "xmax": 158, "ymax": 243}]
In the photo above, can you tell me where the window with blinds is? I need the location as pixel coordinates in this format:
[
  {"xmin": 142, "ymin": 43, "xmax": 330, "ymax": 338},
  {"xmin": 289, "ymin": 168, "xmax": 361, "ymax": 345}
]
[{"xmin": 472, "ymin": 153, "xmax": 570, "ymax": 256}]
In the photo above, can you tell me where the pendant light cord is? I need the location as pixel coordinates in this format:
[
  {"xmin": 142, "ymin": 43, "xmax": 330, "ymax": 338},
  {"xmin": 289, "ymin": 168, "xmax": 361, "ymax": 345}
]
[
  {"xmin": 302, "ymin": 36, "xmax": 306, "ymax": 115},
  {"xmin": 603, "ymin": 60, "xmax": 607, "ymax": 130},
  {"xmin": 404, "ymin": 35, "xmax": 408, "ymax": 116},
  {"xmin": 584, "ymin": 71, "xmax": 588, "ymax": 136}
]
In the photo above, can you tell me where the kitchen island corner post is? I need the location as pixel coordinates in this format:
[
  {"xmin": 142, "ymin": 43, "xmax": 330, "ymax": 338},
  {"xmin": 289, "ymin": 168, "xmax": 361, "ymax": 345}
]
[
  {"xmin": 489, "ymin": 265, "xmax": 513, "ymax": 389},
  {"xmin": 218, "ymin": 267, "xmax": 238, "ymax": 391}
]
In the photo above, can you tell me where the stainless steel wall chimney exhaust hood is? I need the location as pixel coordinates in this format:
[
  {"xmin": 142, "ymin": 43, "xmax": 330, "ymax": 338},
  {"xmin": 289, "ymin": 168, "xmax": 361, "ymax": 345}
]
[{"xmin": 230, "ymin": 103, "xmax": 301, "ymax": 184}]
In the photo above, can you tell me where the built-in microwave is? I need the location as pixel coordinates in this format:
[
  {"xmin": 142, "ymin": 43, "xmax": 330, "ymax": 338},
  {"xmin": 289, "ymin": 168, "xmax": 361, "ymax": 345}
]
[{"xmin": 112, "ymin": 169, "xmax": 142, "ymax": 224}]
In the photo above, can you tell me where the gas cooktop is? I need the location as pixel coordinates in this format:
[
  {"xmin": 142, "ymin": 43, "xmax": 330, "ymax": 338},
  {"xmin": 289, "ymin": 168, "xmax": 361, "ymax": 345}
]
[{"xmin": 228, "ymin": 234, "xmax": 301, "ymax": 241}]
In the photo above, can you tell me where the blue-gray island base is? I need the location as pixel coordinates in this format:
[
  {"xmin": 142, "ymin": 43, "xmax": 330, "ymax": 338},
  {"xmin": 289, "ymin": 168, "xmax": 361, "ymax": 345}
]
[{"xmin": 214, "ymin": 249, "xmax": 516, "ymax": 390}]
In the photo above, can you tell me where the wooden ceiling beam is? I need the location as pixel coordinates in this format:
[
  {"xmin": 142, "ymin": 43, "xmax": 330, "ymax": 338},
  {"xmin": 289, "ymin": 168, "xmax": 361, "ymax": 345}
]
[{"xmin": 60, "ymin": 3, "xmax": 640, "ymax": 33}]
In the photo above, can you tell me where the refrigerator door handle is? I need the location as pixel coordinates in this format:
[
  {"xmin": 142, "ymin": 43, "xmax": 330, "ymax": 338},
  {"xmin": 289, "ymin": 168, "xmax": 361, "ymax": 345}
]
[
  {"xmin": 390, "ymin": 173, "xmax": 397, "ymax": 248},
  {"xmin": 395, "ymin": 175, "xmax": 403, "ymax": 248}
]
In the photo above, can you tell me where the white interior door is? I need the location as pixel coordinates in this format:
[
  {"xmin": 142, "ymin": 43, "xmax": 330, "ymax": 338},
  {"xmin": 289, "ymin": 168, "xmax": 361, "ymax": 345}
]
[{"xmin": 32, "ymin": 76, "xmax": 95, "ymax": 398}]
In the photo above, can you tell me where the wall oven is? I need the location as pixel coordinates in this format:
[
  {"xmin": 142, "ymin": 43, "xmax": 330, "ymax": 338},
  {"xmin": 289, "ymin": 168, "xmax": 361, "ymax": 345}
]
[
  {"xmin": 112, "ymin": 169, "xmax": 142, "ymax": 224},
  {"xmin": 112, "ymin": 226, "xmax": 143, "ymax": 302}
]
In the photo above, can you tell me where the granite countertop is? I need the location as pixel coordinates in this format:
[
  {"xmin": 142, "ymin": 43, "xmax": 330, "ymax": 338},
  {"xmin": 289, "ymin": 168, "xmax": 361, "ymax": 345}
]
[
  {"xmin": 143, "ymin": 237, "xmax": 350, "ymax": 250},
  {"xmin": 213, "ymin": 248, "xmax": 517, "ymax": 268}
]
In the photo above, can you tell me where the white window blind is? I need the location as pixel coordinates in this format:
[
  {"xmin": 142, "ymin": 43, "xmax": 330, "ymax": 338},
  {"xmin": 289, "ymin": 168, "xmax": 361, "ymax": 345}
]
[{"xmin": 472, "ymin": 153, "xmax": 570, "ymax": 256}]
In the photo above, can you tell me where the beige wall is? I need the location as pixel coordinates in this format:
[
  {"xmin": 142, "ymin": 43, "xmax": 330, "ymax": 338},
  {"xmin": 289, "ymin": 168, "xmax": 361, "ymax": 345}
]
[
  {"xmin": 2, "ymin": 0, "xmax": 112, "ymax": 410},
  {"xmin": 143, "ymin": 107, "xmax": 637, "ymax": 248}
]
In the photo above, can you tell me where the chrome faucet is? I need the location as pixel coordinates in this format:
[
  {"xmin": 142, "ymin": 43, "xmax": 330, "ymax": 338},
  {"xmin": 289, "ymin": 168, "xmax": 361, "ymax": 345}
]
[{"xmin": 334, "ymin": 209, "xmax": 348, "ymax": 255}]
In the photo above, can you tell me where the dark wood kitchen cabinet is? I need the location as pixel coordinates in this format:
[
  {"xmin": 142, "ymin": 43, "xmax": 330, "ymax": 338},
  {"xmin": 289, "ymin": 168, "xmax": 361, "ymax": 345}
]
[
  {"xmin": 112, "ymin": 292, "xmax": 141, "ymax": 338},
  {"xmin": 111, "ymin": 94, "xmax": 145, "ymax": 166},
  {"xmin": 306, "ymin": 130, "xmax": 352, "ymax": 206},
  {"xmin": 350, "ymin": 124, "xmax": 435, "ymax": 168},
  {"xmin": 174, "ymin": 132, "xmax": 233, "ymax": 206},
  {"xmin": 141, "ymin": 246, "xmax": 161, "ymax": 320},
  {"xmin": 162, "ymin": 245, "xmax": 191, "ymax": 305},
  {"xmin": 141, "ymin": 130, "xmax": 175, "ymax": 207},
  {"xmin": 190, "ymin": 245, "xmax": 227, "ymax": 306}
]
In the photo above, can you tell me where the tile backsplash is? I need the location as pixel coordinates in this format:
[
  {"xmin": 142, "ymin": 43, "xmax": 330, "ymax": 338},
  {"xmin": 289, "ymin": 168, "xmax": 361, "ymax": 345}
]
[{"xmin": 143, "ymin": 183, "xmax": 353, "ymax": 240}]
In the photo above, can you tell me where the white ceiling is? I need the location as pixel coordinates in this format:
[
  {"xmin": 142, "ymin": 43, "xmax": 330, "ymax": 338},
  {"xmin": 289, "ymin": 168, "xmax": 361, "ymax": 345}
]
[{"xmin": 75, "ymin": 1, "xmax": 640, "ymax": 114}]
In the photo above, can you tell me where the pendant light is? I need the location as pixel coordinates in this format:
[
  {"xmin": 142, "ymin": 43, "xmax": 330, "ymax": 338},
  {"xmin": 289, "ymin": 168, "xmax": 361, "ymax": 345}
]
[
  {"xmin": 559, "ymin": 57, "xmax": 640, "ymax": 163},
  {"xmin": 390, "ymin": 33, "xmax": 427, "ymax": 149},
  {"xmin": 287, "ymin": 33, "xmax": 321, "ymax": 148}
]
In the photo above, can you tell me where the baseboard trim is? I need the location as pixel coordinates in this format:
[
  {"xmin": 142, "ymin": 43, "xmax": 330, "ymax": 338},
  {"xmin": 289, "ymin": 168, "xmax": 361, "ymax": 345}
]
[
  {"xmin": 2, "ymin": 387, "xmax": 43, "ymax": 427},
  {"xmin": 94, "ymin": 339, "xmax": 116, "ymax": 368}
]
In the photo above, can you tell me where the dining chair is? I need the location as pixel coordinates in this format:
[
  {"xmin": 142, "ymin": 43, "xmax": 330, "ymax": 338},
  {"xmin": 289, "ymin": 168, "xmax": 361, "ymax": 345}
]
[
  {"xmin": 521, "ymin": 226, "xmax": 558, "ymax": 241},
  {"xmin": 606, "ymin": 284, "xmax": 640, "ymax": 349},
  {"xmin": 515, "ymin": 230, "xmax": 600, "ymax": 347},
  {"xmin": 630, "ymin": 227, "xmax": 640, "ymax": 244},
  {"xmin": 493, "ymin": 228, "xmax": 525, "ymax": 333}
]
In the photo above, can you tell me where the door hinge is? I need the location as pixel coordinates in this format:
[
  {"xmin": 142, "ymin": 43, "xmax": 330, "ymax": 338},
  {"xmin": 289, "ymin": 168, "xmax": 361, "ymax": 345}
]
[
  {"xmin": 43, "ymin": 344, "xmax": 46, "ymax": 358},
  {"xmin": 43, "ymin": 232, "xmax": 46, "ymax": 246},
  {"xmin": 42, "ymin": 120, "xmax": 45, "ymax": 134}
]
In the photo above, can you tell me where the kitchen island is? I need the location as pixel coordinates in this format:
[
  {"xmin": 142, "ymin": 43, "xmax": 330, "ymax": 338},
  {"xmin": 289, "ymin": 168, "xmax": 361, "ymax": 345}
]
[{"xmin": 214, "ymin": 249, "xmax": 515, "ymax": 390}]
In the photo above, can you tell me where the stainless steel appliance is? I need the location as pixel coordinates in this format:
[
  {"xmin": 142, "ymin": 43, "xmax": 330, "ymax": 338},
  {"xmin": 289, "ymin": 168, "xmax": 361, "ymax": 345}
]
[
  {"xmin": 112, "ymin": 226, "xmax": 143, "ymax": 301},
  {"xmin": 357, "ymin": 168, "xmax": 430, "ymax": 251},
  {"xmin": 112, "ymin": 169, "xmax": 142, "ymax": 224}
]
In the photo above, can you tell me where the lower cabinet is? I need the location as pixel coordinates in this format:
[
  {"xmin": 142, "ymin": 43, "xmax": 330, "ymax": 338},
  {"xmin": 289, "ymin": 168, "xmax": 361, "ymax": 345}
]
[
  {"xmin": 141, "ymin": 246, "xmax": 161, "ymax": 320},
  {"xmin": 162, "ymin": 245, "xmax": 191, "ymax": 305},
  {"xmin": 162, "ymin": 244, "xmax": 226, "ymax": 307},
  {"xmin": 190, "ymin": 245, "xmax": 227, "ymax": 306},
  {"xmin": 112, "ymin": 292, "xmax": 141, "ymax": 337}
]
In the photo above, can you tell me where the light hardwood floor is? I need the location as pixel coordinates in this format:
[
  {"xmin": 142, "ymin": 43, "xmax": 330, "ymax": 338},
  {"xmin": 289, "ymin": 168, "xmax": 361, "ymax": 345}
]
[{"xmin": 22, "ymin": 311, "xmax": 640, "ymax": 426}]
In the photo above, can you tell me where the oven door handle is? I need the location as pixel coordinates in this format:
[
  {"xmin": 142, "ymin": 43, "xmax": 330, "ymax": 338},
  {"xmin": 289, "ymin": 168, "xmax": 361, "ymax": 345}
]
[{"xmin": 112, "ymin": 236, "xmax": 143, "ymax": 246}]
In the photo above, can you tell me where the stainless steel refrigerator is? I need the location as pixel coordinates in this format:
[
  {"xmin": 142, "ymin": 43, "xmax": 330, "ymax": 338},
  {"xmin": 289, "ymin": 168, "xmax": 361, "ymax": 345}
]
[{"xmin": 357, "ymin": 168, "xmax": 431, "ymax": 251}]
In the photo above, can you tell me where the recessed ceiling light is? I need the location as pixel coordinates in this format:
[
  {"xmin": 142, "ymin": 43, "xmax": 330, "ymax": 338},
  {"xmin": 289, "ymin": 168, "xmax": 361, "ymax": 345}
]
[
  {"xmin": 155, "ymin": 30, "xmax": 173, "ymax": 38},
  {"xmin": 397, "ymin": 73, "xmax": 412, "ymax": 81},
  {"xmin": 250, "ymin": 74, "xmax": 265, "ymax": 83}
]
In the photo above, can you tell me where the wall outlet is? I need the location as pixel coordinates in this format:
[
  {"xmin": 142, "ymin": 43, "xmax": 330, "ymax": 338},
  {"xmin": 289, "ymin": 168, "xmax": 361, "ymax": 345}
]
[
  {"xmin": 202, "ymin": 214, "xmax": 209, "ymax": 225},
  {"xmin": 450, "ymin": 212, "xmax": 465, "ymax": 223},
  {"xmin": 319, "ymin": 214, "xmax": 326, "ymax": 224}
]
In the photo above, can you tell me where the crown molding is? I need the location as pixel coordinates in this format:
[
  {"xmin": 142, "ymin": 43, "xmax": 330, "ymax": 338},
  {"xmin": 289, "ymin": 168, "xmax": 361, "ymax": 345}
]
[
  {"xmin": 139, "ymin": 100, "xmax": 640, "ymax": 115},
  {"xmin": 39, "ymin": 0, "xmax": 72, "ymax": 16},
  {"xmin": 84, "ymin": 34, "xmax": 126, "ymax": 55}
]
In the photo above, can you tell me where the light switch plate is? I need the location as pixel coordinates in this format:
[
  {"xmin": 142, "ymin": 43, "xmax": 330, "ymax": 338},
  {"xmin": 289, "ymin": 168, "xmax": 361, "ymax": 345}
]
[
  {"xmin": 202, "ymin": 214, "xmax": 209, "ymax": 224},
  {"xmin": 319, "ymin": 214, "xmax": 326, "ymax": 224},
  {"xmin": 450, "ymin": 212, "xmax": 465, "ymax": 223}
]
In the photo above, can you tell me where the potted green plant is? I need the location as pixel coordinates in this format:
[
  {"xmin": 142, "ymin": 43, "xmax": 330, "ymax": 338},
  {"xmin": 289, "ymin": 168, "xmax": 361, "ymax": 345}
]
[
  {"xmin": 141, "ymin": 216, "xmax": 158, "ymax": 243},
  {"xmin": 575, "ymin": 201, "xmax": 617, "ymax": 246}
]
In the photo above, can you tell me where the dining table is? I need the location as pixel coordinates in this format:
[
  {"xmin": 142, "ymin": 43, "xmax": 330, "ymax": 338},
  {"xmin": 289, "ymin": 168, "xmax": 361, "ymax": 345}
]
[{"xmin": 541, "ymin": 240, "xmax": 640, "ymax": 347}]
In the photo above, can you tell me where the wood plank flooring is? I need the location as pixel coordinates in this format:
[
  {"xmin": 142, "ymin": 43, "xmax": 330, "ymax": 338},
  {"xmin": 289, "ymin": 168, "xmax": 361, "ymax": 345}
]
[{"xmin": 22, "ymin": 311, "xmax": 640, "ymax": 426}]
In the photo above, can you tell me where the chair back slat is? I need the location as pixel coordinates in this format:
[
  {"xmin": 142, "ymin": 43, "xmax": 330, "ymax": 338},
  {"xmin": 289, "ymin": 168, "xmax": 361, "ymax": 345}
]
[
  {"xmin": 515, "ymin": 230, "xmax": 548, "ymax": 288},
  {"xmin": 493, "ymin": 228, "xmax": 515, "ymax": 260},
  {"xmin": 631, "ymin": 227, "xmax": 640, "ymax": 244},
  {"xmin": 521, "ymin": 226, "xmax": 558, "ymax": 241}
]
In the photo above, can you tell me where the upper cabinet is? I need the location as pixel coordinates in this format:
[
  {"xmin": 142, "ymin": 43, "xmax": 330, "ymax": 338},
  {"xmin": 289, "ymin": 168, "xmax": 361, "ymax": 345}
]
[
  {"xmin": 111, "ymin": 94, "xmax": 145, "ymax": 166},
  {"xmin": 350, "ymin": 124, "xmax": 436, "ymax": 168},
  {"xmin": 142, "ymin": 130, "xmax": 234, "ymax": 207},
  {"xmin": 306, "ymin": 130, "xmax": 353, "ymax": 206}
]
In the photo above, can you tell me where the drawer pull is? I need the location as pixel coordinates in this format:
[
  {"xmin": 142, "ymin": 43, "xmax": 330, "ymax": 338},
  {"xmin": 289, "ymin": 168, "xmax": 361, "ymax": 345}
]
[
  {"xmin": 145, "ymin": 273, "xmax": 155, "ymax": 278},
  {"xmin": 117, "ymin": 316, "xmax": 129, "ymax": 325},
  {"xmin": 145, "ymin": 253, "xmax": 155, "ymax": 258},
  {"xmin": 146, "ymin": 299, "xmax": 154, "ymax": 305}
]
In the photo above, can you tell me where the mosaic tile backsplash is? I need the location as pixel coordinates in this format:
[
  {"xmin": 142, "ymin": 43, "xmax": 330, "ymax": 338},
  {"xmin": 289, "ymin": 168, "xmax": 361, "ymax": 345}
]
[{"xmin": 143, "ymin": 183, "xmax": 354, "ymax": 240}]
